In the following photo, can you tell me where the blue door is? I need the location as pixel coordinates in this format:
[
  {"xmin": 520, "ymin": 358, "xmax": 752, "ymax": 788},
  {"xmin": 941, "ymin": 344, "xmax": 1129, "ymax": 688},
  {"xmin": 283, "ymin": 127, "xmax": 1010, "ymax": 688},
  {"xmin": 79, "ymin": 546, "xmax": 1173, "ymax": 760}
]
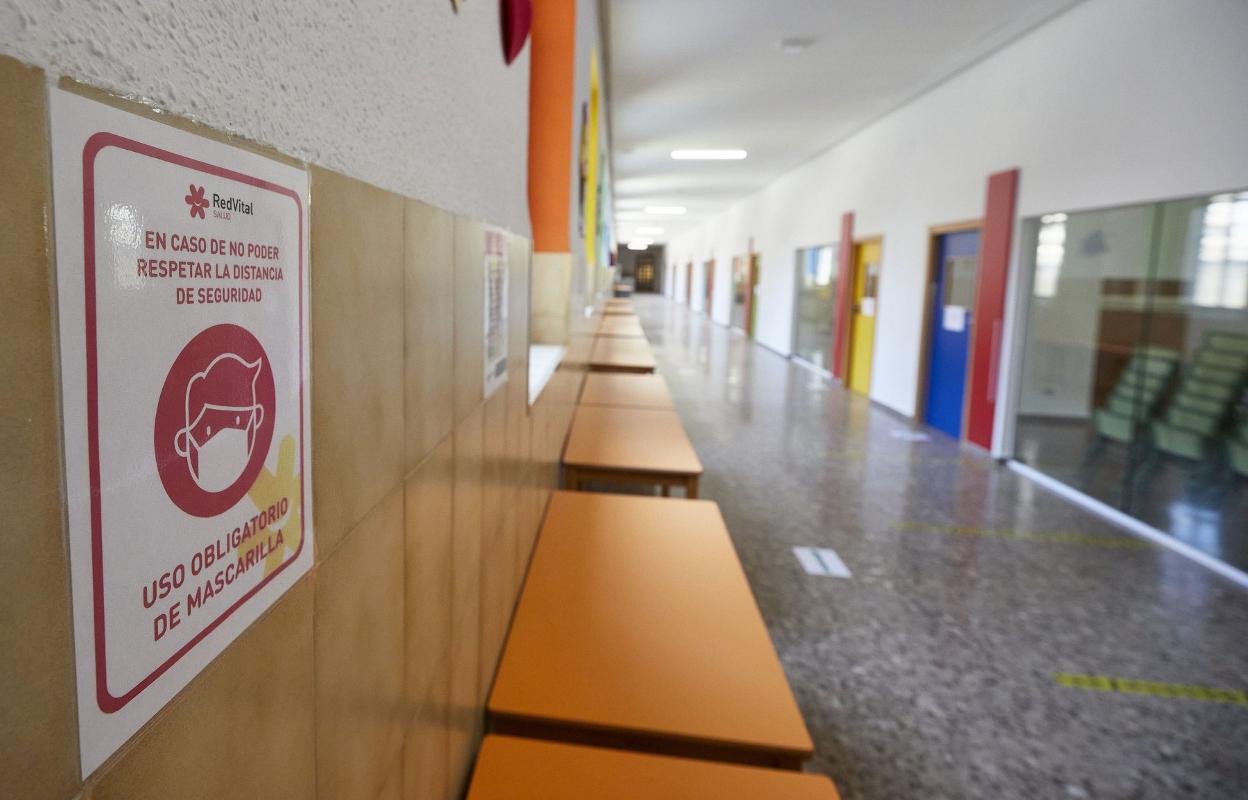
[{"xmin": 924, "ymin": 230, "xmax": 980, "ymax": 438}]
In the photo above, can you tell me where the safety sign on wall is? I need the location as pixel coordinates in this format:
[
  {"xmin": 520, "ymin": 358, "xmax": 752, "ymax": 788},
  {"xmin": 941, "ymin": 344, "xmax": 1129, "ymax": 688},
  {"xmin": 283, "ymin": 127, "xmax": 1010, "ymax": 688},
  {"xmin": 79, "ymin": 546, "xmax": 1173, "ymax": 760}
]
[
  {"xmin": 50, "ymin": 90, "xmax": 313, "ymax": 776},
  {"xmin": 484, "ymin": 227, "xmax": 509, "ymax": 399}
]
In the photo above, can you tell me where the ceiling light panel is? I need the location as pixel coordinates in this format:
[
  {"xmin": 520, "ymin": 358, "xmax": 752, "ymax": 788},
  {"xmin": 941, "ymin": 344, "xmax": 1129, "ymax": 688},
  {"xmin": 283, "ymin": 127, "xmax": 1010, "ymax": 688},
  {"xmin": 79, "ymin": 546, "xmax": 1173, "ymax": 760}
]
[{"xmin": 671, "ymin": 149, "xmax": 748, "ymax": 160}]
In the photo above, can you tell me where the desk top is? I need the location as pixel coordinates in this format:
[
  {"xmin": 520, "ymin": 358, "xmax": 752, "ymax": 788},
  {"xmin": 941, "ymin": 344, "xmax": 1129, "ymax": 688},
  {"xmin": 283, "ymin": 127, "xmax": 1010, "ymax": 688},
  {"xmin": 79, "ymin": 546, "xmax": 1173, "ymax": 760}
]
[
  {"xmin": 598, "ymin": 315, "xmax": 646, "ymax": 338},
  {"xmin": 467, "ymin": 736, "xmax": 838, "ymax": 800},
  {"xmin": 589, "ymin": 336, "xmax": 657, "ymax": 371},
  {"xmin": 488, "ymin": 492, "xmax": 812, "ymax": 761},
  {"xmin": 562, "ymin": 405, "xmax": 701, "ymax": 475},
  {"xmin": 579, "ymin": 372, "xmax": 675, "ymax": 410}
]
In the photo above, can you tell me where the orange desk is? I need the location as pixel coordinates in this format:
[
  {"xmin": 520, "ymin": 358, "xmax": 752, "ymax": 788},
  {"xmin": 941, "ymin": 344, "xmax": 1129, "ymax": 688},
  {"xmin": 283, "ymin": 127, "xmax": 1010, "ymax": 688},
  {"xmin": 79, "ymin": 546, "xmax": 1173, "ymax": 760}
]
[
  {"xmin": 487, "ymin": 493, "xmax": 814, "ymax": 769},
  {"xmin": 579, "ymin": 372, "xmax": 675, "ymax": 410},
  {"xmin": 589, "ymin": 336, "xmax": 656, "ymax": 373},
  {"xmin": 597, "ymin": 315, "xmax": 646, "ymax": 338},
  {"xmin": 604, "ymin": 305, "xmax": 634, "ymax": 316},
  {"xmin": 562, "ymin": 405, "xmax": 702, "ymax": 497},
  {"xmin": 467, "ymin": 736, "xmax": 838, "ymax": 799}
]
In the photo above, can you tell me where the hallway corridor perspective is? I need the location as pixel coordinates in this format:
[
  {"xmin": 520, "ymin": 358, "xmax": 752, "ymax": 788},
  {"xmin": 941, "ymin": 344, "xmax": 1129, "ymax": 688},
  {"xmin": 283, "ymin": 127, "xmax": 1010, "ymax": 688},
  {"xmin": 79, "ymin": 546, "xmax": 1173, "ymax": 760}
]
[{"xmin": 634, "ymin": 293, "xmax": 1248, "ymax": 799}]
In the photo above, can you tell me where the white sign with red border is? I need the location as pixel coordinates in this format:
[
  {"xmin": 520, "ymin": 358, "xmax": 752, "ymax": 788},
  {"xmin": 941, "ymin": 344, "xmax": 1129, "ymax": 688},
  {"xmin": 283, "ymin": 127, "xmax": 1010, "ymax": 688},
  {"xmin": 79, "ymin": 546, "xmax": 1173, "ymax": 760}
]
[
  {"xmin": 50, "ymin": 89, "xmax": 313, "ymax": 776},
  {"xmin": 483, "ymin": 227, "xmax": 509, "ymax": 399}
]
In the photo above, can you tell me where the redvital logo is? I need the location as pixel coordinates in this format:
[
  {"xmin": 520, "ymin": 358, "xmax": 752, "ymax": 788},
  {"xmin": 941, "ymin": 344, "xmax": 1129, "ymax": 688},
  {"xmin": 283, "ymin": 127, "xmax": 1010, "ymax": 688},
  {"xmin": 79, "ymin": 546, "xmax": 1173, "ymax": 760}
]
[
  {"xmin": 183, "ymin": 185, "xmax": 253, "ymax": 219},
  {"xmin": 212, "ymin": 193, "xmax": 254, "ymax": 215},
  {"xmin": 185, "ymin": 185, "xmax": 208, "ymax": 219}
]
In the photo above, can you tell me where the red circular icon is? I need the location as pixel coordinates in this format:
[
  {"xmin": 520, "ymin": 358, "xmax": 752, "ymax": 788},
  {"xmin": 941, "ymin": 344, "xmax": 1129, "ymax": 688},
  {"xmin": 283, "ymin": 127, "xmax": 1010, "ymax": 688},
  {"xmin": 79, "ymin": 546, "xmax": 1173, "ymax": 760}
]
[{"xmin": 155, "ymin": 324, "xmax": 275, "ymax": 517}]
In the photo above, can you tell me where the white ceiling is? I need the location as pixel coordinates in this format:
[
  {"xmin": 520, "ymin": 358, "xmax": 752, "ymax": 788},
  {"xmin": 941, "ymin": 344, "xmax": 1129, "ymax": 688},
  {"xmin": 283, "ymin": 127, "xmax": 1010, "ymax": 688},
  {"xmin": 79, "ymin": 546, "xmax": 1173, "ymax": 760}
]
[{"xmin": 604, "ymin": 0, "xmax": 1082, "ymax": 244}]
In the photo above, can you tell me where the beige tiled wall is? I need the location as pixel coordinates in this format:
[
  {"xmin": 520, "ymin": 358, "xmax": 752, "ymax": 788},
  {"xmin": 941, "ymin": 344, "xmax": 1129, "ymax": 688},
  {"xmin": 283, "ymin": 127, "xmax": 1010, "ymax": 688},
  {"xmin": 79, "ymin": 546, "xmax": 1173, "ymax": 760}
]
[
  {"xmin": 0, "ymin": 54, "xmax": 583, "ymax": 800},
  {"xmin": 0, "ymin": 55, "xmax": 88, "ymax": 800}
]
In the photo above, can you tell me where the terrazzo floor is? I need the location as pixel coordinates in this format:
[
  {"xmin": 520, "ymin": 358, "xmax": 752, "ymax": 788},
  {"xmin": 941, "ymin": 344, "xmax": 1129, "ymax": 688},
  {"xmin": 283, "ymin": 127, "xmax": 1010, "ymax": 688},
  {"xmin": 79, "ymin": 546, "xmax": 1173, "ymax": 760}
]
[{"xmin": 631, "ymin": 293, "xmax": 1248, "ymax": 800}]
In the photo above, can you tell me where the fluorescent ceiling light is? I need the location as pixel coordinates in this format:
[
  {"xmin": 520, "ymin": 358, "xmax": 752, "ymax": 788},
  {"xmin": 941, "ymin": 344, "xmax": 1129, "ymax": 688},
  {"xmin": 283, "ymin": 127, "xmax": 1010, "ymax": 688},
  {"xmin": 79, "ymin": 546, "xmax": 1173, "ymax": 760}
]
[
  {"xmin": 671, "ymin": 149, "xmax": 747, "ymax": 161},
  {"xmin": 645, "ymin": 206, "xmax": 686, "ymax": 215},
  {"xmin": 635, "ymin": 226, "xmax": 664, "ymax": 235},
  {"xmin": 627, "ymin": 240, "xmax": 652, "ymax": 251},
  {"xmin": 778, "ymin": 36, "xmax": 817, "ymax": 54}
]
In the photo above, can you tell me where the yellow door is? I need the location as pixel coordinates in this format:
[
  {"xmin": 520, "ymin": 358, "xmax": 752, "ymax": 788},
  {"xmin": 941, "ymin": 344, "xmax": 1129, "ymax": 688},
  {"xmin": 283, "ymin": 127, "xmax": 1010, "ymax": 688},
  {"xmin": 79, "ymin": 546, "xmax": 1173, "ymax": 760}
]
[{"xmin": 847, "ymin": 240, "xmax": 881, "ymax": 395}]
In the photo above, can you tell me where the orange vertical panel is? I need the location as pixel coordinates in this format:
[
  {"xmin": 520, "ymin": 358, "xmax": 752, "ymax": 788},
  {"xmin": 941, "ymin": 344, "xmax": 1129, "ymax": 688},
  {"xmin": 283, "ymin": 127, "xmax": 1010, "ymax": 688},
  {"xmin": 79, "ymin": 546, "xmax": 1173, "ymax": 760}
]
[{"xmin": 528, "ymin": 0, "xmax": 576, "ymax": 253}]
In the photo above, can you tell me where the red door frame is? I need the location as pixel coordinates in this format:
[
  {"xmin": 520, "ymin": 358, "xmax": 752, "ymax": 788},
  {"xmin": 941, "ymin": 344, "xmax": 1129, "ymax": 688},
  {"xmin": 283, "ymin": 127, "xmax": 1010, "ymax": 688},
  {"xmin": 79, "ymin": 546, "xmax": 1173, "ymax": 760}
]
[
  {"xmin": 704, "ymin": 259, "xmax": 715, "ymax": 314},
  {"xmin": 965, "ymin": 169, "xmax": 1019, "ymax": 450},
  {"xmin": 831, "ymin": 212, "xmax": 854, "ymax": 383}
]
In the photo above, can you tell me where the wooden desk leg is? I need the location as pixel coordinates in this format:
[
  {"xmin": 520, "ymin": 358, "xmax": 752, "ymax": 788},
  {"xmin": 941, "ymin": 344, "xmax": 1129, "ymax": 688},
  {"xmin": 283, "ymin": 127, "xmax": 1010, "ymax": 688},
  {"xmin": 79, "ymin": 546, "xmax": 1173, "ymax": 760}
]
[{"xmin": 686, "ymin": 476, "xmax": 699, "ymax": 499}]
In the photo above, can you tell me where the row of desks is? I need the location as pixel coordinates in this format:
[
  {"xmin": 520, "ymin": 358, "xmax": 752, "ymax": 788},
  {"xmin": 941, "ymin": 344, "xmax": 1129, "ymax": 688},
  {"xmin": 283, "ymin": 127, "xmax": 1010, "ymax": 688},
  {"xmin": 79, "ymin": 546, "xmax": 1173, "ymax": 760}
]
[
  {"xmin": 487, "ymin": 491, "xmax": 815, "ymax": 768},
  {"xmin": 575, "ymin": 314, "xmax": 700, "ymax": 495},
  {"xmin": 468, "ymin": 303, "xmax": 836, "ymax": 798},
  {"xmin": 470, "ymin": 736, "xmax": 836, "ymax": 799}
]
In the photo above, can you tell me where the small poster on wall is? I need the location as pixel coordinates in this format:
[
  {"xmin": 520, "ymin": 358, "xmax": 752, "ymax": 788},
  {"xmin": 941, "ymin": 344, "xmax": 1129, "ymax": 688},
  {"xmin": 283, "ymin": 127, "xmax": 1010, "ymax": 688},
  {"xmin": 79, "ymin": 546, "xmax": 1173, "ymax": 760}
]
[
  {"xmin": 49, "ymin": 89, "xmax": 312, "ymax": 776},
  {"xmin": 484, "ymin": 227, "xmax": 509, "ymax": 399}
]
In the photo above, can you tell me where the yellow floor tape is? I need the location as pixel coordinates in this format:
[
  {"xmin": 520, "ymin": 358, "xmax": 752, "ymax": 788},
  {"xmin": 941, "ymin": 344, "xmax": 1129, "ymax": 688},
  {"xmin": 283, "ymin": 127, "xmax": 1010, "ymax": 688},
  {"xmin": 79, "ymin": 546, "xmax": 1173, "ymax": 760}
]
[
  {"xmin": 1056, "ymin": 673, "xmax": 1248, "ymax": 705},
  {"xmin": 827, "ymin": 449, "xmax": 967, "ymax": 465},
  {"xmin": 898, "ymin": 522, "xmax": 1155, "ymax": 549}
]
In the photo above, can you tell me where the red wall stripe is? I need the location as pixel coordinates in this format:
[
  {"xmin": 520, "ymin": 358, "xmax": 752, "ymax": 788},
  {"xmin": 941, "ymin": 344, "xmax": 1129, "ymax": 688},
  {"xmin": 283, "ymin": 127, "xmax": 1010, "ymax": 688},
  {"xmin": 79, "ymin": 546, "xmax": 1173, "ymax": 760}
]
[
  {"xmin": 831, "ymin": 212, "xmax": 854, "ymax": 381},
  {"xmin": 965, "ymin": 169, "xmax": 1019, "ymax": 450}
]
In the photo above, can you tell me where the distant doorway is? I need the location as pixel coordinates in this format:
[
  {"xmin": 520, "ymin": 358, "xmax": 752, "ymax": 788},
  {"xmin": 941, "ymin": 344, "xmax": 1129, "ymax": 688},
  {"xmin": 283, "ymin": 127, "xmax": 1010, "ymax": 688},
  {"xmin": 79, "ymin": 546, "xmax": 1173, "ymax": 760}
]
[
  {"xmin": 730, "ymin": 256, "xmax": 747, "ymax": 330},
  {"xmin": 703, "ymin": 259, "xmax": 715, "ymax": 314},
  {"xmin": 747, "ymin": 253, "xmax": 761, "ymax": 336},
  {"xmin": 846, "ymin": 239, "xmax": 881, "ymax": 395},
  {"xmin": 922, "ymin": 228, "xmax": 981, "ymax": 438},
  {"xmin": 635, "ymin": 254, "xmax": 657, "ymax": 292},
  {"xmin": 791, "ymin": 244, "xmax": 838, "ymax": 372},
  {"xmin": 684, "ymin": 262, "xmax": 693, "ymax": 306}
]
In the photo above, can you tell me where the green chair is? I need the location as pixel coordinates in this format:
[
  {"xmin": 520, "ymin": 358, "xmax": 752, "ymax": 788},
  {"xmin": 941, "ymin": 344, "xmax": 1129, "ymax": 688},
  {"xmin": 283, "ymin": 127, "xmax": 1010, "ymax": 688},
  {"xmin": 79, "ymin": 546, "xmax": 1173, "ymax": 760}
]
[
  {"xmin": 1092, "ymin": 347, "xmax": 1179, "ymax": 444},
  {"xmin": 1151, "ymin": 333, "xmax": 1248, "ymax": 461},
  {"xmin": 1228, "ymin": 410, "xmax": 1248, "ymax": 479}
]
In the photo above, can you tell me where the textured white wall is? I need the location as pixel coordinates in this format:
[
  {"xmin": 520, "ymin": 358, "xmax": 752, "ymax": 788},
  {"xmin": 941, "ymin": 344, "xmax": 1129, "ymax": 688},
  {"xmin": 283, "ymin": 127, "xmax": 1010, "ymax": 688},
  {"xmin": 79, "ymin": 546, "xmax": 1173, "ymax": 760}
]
[
  {"xmin": 667, "ymin": 0, "xmax": 1248, "ymax": 425},
  {"xmin": 0, "ymin": 0, "xmax": 533, "ymax": 234}
]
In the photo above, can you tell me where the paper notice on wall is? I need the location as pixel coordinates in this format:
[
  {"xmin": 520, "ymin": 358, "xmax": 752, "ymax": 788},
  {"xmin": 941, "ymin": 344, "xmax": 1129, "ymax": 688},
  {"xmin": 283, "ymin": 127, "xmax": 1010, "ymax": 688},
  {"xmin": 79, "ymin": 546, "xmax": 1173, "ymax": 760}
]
[
  {"xmin": 943, "ymin": 305, "xmax": 967, "ymax": 332},
  {"xmin": 484, "ymin": 227, "xmax": 509, "ymax": 399},
  {"xmin": 50, "ymin": 89, "xmax": 312, "ymax": 776},
  {"xmin": 860, "ymin": 297, "xmax": 876, "ymax": 317}
]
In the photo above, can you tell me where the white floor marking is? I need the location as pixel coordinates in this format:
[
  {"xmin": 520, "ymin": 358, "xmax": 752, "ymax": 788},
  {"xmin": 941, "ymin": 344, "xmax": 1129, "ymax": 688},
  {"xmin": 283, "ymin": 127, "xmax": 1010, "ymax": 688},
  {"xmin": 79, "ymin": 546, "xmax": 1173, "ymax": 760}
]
[
  {"xmin": 891, "ymin": 430, "xmax": 931, "ymax": 441},
  {"xmin": 793, "ymin": 546, "xmax": 853, "ymax": 579}
]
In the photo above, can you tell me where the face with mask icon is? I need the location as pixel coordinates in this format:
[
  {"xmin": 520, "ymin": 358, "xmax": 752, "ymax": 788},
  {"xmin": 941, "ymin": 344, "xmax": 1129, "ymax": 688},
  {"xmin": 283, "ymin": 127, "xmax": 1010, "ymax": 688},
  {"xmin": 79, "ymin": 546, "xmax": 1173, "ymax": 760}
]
[{"xmin": 173, "ymin": 353, "xmax": 266, "ymax": 493}]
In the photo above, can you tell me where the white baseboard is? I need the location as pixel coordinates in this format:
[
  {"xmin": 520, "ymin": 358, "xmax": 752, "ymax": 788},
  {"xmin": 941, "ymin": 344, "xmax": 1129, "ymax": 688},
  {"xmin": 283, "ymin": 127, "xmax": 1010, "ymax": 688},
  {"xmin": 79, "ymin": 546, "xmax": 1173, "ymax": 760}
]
[{"xmin": 1007, "ymin": 460, "xmax": 1248, "ymax": 590}]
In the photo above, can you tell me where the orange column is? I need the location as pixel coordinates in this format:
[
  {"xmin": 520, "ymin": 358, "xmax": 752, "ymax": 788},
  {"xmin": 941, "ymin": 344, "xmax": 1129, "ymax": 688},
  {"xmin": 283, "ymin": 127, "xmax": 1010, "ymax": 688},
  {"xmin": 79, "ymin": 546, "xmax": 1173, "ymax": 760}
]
[{"xmin": 528, "ymin": 0, "xmax": 576, "ymax": 253}]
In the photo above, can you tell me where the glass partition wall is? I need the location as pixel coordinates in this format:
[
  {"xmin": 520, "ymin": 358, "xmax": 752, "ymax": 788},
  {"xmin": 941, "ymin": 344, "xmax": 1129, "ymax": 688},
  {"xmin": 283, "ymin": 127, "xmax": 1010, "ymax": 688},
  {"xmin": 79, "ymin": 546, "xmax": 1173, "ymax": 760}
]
[
  {"xmin": 1014, "ymin": 191, "xmax": 1248, "ymax": 569},
  {"xmin": 791, "ymin": 244, "xmax": 839, "ymax": 372}
]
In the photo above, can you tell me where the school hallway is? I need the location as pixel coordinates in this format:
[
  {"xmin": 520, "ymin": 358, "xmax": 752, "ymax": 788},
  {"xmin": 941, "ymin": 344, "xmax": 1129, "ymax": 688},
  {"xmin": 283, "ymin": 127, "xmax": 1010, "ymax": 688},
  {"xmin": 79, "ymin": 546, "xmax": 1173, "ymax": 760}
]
[
  {"xmin": 7, "ymin": 2, "xmax": 1248, "ymax": 798},
  {"xmin": 634, "ymin": 292, "xmax": 1248, "ymax": 800}
]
